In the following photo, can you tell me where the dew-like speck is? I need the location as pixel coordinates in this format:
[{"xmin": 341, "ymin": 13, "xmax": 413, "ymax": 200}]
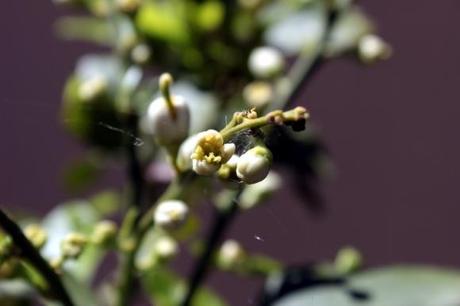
[{"xmin": 254, "ymin": 235, "xmax": 265, "ymax": 242}]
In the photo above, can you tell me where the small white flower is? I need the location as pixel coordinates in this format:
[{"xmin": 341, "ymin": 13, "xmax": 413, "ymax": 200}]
[
  {"xmin": 358, "ymin": 34, "xmax": 392, "ymax": 64},
  {"xmin": 248, "ymin": 47, "xmax": 285, "ymax": 78},
  {"xmin": 154, "ymin": 200, "xmax": 189, "ymax": 230},
  {"xmin": 236, "ymin": 146, "xmax": 272, "ymax": 184},
  {"xmin": 218, "ymin": 240, "xmax": 245, "ymax": 270},
  {"xmin": 78, "ymin": 75, "xmax": 108, "ymax": 101},
  {"xmin": 146, "ymin": 95, "xmax": 190, "ymax": 146},
  {"xmin": 190, "ymin": 130, "xmax": 235, "ymax": 176}
]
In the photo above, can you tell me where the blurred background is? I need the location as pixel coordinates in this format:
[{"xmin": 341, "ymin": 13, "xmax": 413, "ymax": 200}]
[{"xmin": 1, "ymin": 1, "xmax": 460, "ymax": 305}]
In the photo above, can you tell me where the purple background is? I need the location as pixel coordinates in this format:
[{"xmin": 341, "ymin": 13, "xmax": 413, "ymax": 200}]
[{"xmin": 2, "ymin": 1, "xmax": 460, "ymax": 305}]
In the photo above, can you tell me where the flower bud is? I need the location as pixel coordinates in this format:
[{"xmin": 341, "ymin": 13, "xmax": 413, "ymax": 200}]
[
  {"xmin": 335, "ymin": 246, "xmax": 362, "ymax": 275},
  {"xmin": 217, "ymin": 154, "xmax": 240, "ymax": 180},
  {"xmin": 146, "ymin": 74, "xmax": 190, "ymax": 146},
  {"xmin": 154, "ymin": 200, "xmax": 189, "ymax": 230},
  {"xmin": 92, "ymin": 220, "xmax": 117, "ymax": 246},
  {"xmin": 191, "ymin": 130, "xmax": 235, "ymax": 176},
  {"xmin": 24, "ymin": 224, "xmax": 47, "ymax": 249},
  {"xmin": 358, "ymin": 34, "xmax": 392, "ymax": 64},
  {"xmin": 248, "ymin": 47, "xmax": 285, "ymax": 78},
  {"xmin": 146, "ymin": 95, "xmax": 190, "ymax": 146},
  {"xmin": 131, "ymin": 43, "xmax": 152, "ymax": 65},
  {"xmin": 243, "ymin": 81, "xmax": 273, "ymax": 109},
  {"xmin": 78, "ymin": 75, "xmax": 108, "ymax": 102},
  {"xmin": 239, "ymin": 171, "xmax": 281, "ymax": 209},
  {"xmin": 153, "ymin": 236, "xmax": 178, "ymax": 260},
  {"xmin": 236, "ymin": 146, "xmax": 272, "ymax": 184},
  {"xmin": 217, "ymin": 240, "xmax": 245, "ymax": 270},
  {"xmin": 61, "ymin": 233, "xmax": 87, "ymax": 259}
]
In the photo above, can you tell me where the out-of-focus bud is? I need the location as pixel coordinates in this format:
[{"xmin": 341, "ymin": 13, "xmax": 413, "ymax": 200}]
[
  {"xmin": 217, "ymin": 240, "xmax": 245, "ymax": 270},
  {"xmin": 191, "ymin": 130, "xmax": 235, "ymax": 176},
  {"xmin": 61, "ymin": 233, "xmax": 87, "ymax": 259},
  {"xmin": 78, "ymin": 75, "xmax": 108, "ymax": 102},
  {"xmin": 236, "ymin": 146, "xmax": 272, "ymax": 184},
  {"xmin": 131, "ymin": 43, "xmax": 152, "ymax": 65},
  {"xmin": 24, "ymin": 224, "xmax": 48, "ymax": 249},
  {"xmin": 153, "ymin": 236, "xmax": 178, "ymax": 260},
  {"xmin": 154, "ymin": 200, "xmax": 189, "ymax": 230},
  {"xmin": 176, "ymin": 133, "xmax": 201, "ymax": 171},
  {"xmin": 146, "ymin": 74, "xmax": 190, "ymax": 146},
  {"xmin": 243, "ymin": 81, "xmax": 273, "ymax": 109},
  {"xmin": 239, "ymin": 171, "xmax": 281, "ymax": 209},
  {"xmin": 92, "ymin": 220, "xmax": 117, "ymax": 246},
  {"xmin": 248, "ymin": 47, "xmax": 285, "ymax": 79},
  {"xmin": 358, "ymin": 34, "xmax": 392, "ymax": 64},
  {"xmin": 116, "ymin": 0, "xmax": 141, "ymax": 14},
  {"xmin": 335, "ymin": 246, "xmax": 362, "ymax": 275}
]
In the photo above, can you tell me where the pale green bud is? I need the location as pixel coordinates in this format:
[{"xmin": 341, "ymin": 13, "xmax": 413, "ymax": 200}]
[
  {"xmin": 24, "ymin": 224, "xmax": 48, "ymax": 249},
  {"xmin": 358, "ymin": 34, "xmax": 392, "ymax": 64},
  {"xmin": 243, "ymin": 81, "xmax": 273, "ymax": 109},
  {"xmin": 78, "ymin": 75, "xmax": 108, "ymax": 102},
  {"xmin": 335, "ymin": 246, "xmax": 363, "ymax": 275},
  {"xmin": 61, "ymin": 233, "xmax": 87, "ymax": 259},
  {"xmin": 217, "ymin": 240, "xmax": 245, "ymax": 270},
  {"xmin": 92, "ymin": 220, "xmax": 117, "ymax": 246}
]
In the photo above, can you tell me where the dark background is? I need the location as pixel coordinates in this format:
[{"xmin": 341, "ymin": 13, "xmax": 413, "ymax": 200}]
[{"xmin": 2, "ymin": 1, "xmax": 460, "ymax": 305}]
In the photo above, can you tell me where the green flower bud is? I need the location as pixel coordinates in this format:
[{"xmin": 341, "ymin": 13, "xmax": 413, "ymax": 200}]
[
  {"xmin": 61, "ymin": 233, "xmax": 87, "ymax": 259},
  {"xmin": 92, "ymin": 220, "xmax": 117, "ymax": 246},
  {"xmin": 335, "ymin": 246, "xmax": 363, "ymax": 275},
  {"xmin": 24, "ymin": 224, "xmax": 48, "ymax": 249}
]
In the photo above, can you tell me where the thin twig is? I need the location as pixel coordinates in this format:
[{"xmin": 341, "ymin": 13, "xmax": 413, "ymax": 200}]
[
  {"xmin": 181, "ymin": 189, "xmax": 242, "ymax": 306},
  {"xmin": 0, "ymin": 209, "xmax": 75, "ymax": 306},
  {"xmin": 275, "ymin": 7, "xmax": 339, "ymax": 110}
]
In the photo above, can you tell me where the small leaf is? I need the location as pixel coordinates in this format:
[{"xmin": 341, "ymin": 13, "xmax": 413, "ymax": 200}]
[{"xmin": 55, "ymin": 17, "xmax": 114, "ymax": 45}]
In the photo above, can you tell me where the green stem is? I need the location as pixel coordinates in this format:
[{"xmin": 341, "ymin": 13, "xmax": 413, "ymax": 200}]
[{"xmin": 0, "ymin": 209, "xmax": 75, "ymax": 306}]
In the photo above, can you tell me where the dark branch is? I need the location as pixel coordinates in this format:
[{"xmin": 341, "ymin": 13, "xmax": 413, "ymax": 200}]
[{"xmin": 0, "ymin": 208, "xmax": 74, "ymax": 306}]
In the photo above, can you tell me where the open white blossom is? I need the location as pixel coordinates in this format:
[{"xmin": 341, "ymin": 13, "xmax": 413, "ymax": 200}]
[
  {"xmin": 236, "ymin": 146, "xmax": 272, "ymax": 184},
  {"xmin": 154, "ymin": 200, "xmax": 189, "ymax": 230},
  {"xmin": 248, "ymin": 47, "xmax": 285, "ymax": 78},
  {"xmin": 190, "ymin": 130, "xmax": 235, "ymax": 176}
]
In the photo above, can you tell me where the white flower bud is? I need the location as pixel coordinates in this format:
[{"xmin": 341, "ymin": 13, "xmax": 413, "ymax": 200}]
[
  {"xmin": 146, "ymin": 95, "xmax": 190, "ymax": 146},
  {"xmin": 131, "ymin": 43, "xmax": 152, "ymax": 65},
  {"xmin": 61, "ymin": 233, "xmax": 87, "ymax": 259},
  {"xmin": 218, "ymin": 240, "xmax": 245, "ymax": 270},
  {"xmin": 236, "ymin": 146, "xmax": 272, "ymax": 184},
  {"xmin": 239, "ymin": 171, "xmax": 281, "ymax": 210},
  {"xmin": 190, "ymin": 130, "xmax": 235, "ymax": 176},
  {"xmin": 154, "ymin": 200, "xmax": 189, "ymax": 230},
  {"xmin": 358, "ymin": 34, "xmax": 392, "ymax": 64},
  {"xmin": 78, "ymin": 75, "xmax": 108, "ymax": 101},
  {"xmin": 248, "ymin": 47, "xmax": 285, "ymax": 78},
  {"xmin": 153, "ymin": 236, "xmax": 178, "ymax": 259},
  {"xmin": 176, "ymin": 133, "xmax": 201, "ymax": 171},
  {"xmin": 243, "ymin": 81, "xmax": 273, "ymax": 109}
]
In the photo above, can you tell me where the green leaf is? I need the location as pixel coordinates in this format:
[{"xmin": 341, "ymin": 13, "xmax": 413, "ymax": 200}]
[
  {"xmin": 141, "ymin": 266, "xmax": 227, "ymax": 306},
  {"xmin": 55, "ymin": 17, "xmax": 114, "ymax": 45},
  {"xmin": 136, "ymin": 2, "xmax": 190, "ymax": 45},
  {"xmin": 272, "ymin": 265, "xmax": 460, "ymax": 306}
]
